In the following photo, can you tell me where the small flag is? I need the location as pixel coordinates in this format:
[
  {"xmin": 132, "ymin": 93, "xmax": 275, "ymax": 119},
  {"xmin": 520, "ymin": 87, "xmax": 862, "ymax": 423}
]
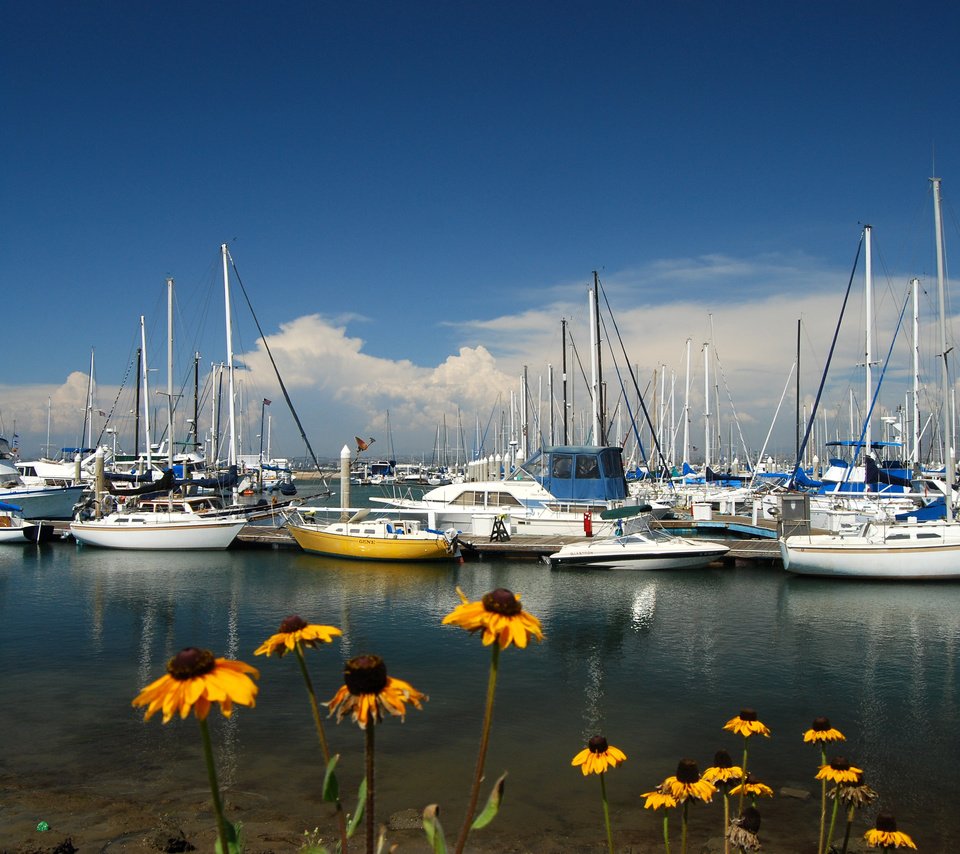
[{"xmin": 263, "ymin": 398, "xmax": 272, "ymax": 406}]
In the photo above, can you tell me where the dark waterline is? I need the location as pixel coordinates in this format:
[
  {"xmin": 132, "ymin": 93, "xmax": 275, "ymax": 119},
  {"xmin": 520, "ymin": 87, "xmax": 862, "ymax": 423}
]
[{"xmin": 1, "ymin": 512, "xmax": 958, "ymax": 851}]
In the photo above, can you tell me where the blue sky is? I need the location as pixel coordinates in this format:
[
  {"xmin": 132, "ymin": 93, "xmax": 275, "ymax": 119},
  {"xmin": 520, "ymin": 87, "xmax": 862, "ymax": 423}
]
[{"xmin": 3, "ymin": 2, "xmax": 960, "ymax": 463}]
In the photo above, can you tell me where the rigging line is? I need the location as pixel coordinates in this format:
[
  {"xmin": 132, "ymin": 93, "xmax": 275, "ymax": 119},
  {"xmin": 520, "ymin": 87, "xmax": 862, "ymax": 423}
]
[
  {"xmin": 791, "ymin": 234, "xmax": 864, "ymax": 486},
  {"xmin": 596, "ymin": 278, "xmax": 669, "ymax": 477},
  {"xmin": 748, "ymin": 361, "xmax": 796, "ymax": 489},
  {"xmin": 227, "ymin": 254, "xmax": 326, "ymax": 478},
  {"xmin": 94, "ymin": 350, "xmax": 137, "ymax": 450},
  {"xmin": 707, "ymin": 314, "xmax": 755, "ymax": 473}
]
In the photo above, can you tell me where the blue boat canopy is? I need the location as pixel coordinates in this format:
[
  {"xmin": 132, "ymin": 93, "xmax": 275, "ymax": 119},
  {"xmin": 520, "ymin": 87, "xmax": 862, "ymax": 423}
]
[
  {"xmin": 520, "ymin": 445, "xmax": 627, "ymax": 502},
  {"xmin": 0, "ymin": 501, "xmax": 22, "ymax": 512}
]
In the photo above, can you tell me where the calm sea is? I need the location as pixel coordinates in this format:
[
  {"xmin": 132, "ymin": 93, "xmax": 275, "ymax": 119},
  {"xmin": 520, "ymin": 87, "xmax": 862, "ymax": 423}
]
[{"xmin": 2, "ymin": 491, "xmax": 958, "ymax": 851}]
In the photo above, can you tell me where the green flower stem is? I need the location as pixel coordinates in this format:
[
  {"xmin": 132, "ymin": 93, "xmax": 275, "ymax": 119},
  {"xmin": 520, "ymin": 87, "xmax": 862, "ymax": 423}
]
[
  {"xmin": 365, "ymin": 721, "xmax": 376, "ymax": 854},
  {"xmin": 599, "ymin": 772, "xmax": 613, "ymax": 854},
  {"xmin": 738, "ymin": 738, "xmax": 749, "ymax": 814},
  {"xmin": 199, "ymin": 717, "xmax": 230, "ymax": 854},
  {"xmin": 723, "ymin": 791, "xmax": 730, "ymax": 854},
  {"xmin": 662, "ymin": 813, "xmax": 671, "ymax": 854},
  {"xmin": 839, "ymin": 805, "xmax": 854, "ymax": 854},
  {"xmin": 453, "ymin": 643, "xmax": 500, "ymax": 854},
  {"xmin": 817, "ymin": 746, "xmax": 827, "ymax": 854},
  {"xmin": 295, "ymin": 644, "xmax": 349, "ymax": 854},
  {"xmin": 824, "ymin": 789, "xmax": 840, "ymax": 853},
  {"xmin": 681, "ymin": 800, "xmax": 689, "ymax": 854}
]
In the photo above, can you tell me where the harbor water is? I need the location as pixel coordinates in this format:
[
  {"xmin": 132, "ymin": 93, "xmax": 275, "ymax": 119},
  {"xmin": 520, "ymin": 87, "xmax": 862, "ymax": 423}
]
[{"xmin": 1, "ymin": 508, "xmax": 959, "ymax": 851}]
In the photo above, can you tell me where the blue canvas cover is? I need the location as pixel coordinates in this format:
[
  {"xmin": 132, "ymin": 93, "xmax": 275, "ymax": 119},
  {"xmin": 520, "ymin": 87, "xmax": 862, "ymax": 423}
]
[{"xmin": 520, "ymin": 445, "xmax": 627, "ymax": 502}]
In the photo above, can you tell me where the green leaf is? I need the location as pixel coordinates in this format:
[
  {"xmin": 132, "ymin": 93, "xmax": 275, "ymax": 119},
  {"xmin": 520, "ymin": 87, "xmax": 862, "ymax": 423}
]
[
  {"xmin": 322, "ymin": 754, "xmax": 341, "ymax": 803},
  {"xmin": 470, "ymin": 773, "xmax": 507, "ymax": 830},
  {"xmin": 346, "ymin": 778, "xmax": 367, "ymax": 838},
  {"xmin": 422, "ymin": 804, "xmax": 448, "ymax": 854},
  {"xmin": 214, "ymin": 820, "xmax": 244, "ymax": 854}
]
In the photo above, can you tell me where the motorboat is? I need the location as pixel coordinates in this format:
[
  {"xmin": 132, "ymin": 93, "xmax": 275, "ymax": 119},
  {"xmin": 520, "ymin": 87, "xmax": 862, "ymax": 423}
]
[
  {"xmin": 285, "ymin": 508, "xmax": 458, "ymax": 561},
  {"xmin": 548, "ymin": 508, "xmax": 729, "ymax": 570},
  {"xmin": 0, "ymin": 501, "xmax": 53, "ymax": 543},
  {"xmin": 370, "ymin": 444, "xmax": 650, "ymax": 537},
  {"xmin": 69, "ymin": 494, "xmax": 246, "ymax": 550}
]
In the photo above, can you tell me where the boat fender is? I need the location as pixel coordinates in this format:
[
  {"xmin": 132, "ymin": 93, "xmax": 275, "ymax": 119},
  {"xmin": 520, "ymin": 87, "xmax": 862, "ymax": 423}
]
[
  {"xmin": 583, "ymin": 512, "xmax": 593, "ymax": 537},
  {"xmin": 100, "ymin": 496, "xmax": 115, "ymax": 514}
]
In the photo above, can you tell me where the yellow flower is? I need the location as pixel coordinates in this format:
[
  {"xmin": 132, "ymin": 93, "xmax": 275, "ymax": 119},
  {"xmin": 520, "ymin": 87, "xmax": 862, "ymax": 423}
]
[
  {"xmin": 132, "ymin": 647, "xmax": 259, "ymax": 723},
  {"xmin": 803, "ymin": 715, "xmax": 845, "ymax": 744},
  {"xmin": 723, "ymin": 708, "xmax": 771, "ymax": 738},
  {"xmin": 661, "ymin": 759, "xmax": 717, "ymax": 803},
  {"xmin": 255, "ymin": 614, "xmax": 342, "ymax": 657},
  {"xmin": 702, "ymin": 749, "xmax": 744, "ymax": 786},
  {"xmin": 729, "ymin": 774, "xmax": 774, "ymax": 798},
  {"xmin": 571, "ymin": 735, "xmax": 627, "ymax": 776},
  {"xmin": 864, "ymin": 812, "xmax": 917, "ymax": 849},
  {"xmin": 326, "ymin": 654, "xmax": 426, "ymax": 729},
  {"xmin": 816, "ymin": 757, "xmax": 863, "ymax": 785},
  {"xmin": 641, "ymin": 785, "xmax": 678, "ymax": 810},
  {"xmin": 442, "ymin": 586, "xmax": 543, "ymax": 649}
]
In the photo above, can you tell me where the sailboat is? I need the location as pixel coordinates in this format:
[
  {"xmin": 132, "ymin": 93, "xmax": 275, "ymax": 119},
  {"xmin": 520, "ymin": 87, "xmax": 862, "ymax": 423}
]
[
  {"xmin": 70, "ymin": 273, "xmax": 246, "ymax": 551},
  {"xmin": 780, "ymin": 178, "xmax": 960, "ymax": 579}
]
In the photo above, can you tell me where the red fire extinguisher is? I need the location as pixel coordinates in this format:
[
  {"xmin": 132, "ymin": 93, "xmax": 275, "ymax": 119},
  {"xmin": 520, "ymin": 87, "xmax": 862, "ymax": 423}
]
[{"xmin": 583, "ymin": 511, "xmax": 593, "ymax": 537}]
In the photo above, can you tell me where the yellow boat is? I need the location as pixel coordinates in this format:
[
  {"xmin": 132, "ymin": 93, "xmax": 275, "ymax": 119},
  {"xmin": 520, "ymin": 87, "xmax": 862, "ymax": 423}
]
[{"xmin": 285, "ymin": 509, "xmax": 458, "ymax": 561}]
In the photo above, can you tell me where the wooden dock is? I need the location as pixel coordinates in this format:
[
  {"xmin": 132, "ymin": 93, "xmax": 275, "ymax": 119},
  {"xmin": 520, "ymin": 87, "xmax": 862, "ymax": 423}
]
[{"xmin": 48, "ymin": 513, "xmax": 787, "ymax": 564}]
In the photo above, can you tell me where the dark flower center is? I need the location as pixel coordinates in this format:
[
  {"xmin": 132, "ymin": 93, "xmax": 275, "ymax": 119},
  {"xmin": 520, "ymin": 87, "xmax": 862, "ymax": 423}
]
[
  {"xmin": 876, "ymin": 812, "xmax": 898, "ymax": 833},
  {"xmin": 279, "ymin": 614, "xmax": 308, "ymax": 633},
  {"xmin": 167, "ymin": 647, "xmax": 216, "ymax": 680},
  {"xmin": 829, "ymin": 756, "xmax": 851, "ymax": 771},
  {"xmin": 482, "ymin": 588, "xmax": 522, "ymax": 616},
  {"xmin": 344, "ymin": 654, "xmax": 388, "ymax": 695},
  {"xmin": 740, "ymin": 806, "xmax": 761, "ymax": 833},
  {"xmin": 588, "ymin": 735, "xmax": 609, "ymax": 754},
  {"xmin": 676, "ymin": 758, "xmax": 700, "ymax": 784},
  {"xmin": 738, "ymin": 708, "xmax": 758, "ymax": 721},
  {"xmin": 811, "ymin": 715, "xmax": 831, "ymax": 731},
  {"xmin": 713, "ymin": 749, "xmax": 733, "ymax": 768}
]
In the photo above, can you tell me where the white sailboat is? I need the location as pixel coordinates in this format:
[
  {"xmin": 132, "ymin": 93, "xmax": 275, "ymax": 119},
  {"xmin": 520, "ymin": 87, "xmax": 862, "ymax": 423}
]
[{"xmin": 781, "ymin": 178, "xmax": 960, "ymax": 579}]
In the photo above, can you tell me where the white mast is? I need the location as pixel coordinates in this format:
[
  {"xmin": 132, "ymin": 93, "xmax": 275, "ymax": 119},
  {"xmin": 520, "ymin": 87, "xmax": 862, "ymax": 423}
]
[
  {"xmin": 85, "ymin": 349, "xmax": 95, "ymax": 449},
  {"xmin": 864, "ymin": 224, "xmax": 873, "ymax": 456},
  {"xmin": 221, "ymin": 244, "xmax": 237, "ymax": 468},
  {"xmin": 167, "ymin": 277, "xmax": 175, "ymax": 470},
  {"xmin": 933, "ymin": 177, "xmax": 954, "ymax": 521},
  {"xmin": 140, "ymin": 316, "xmax": 152, "ymax": 470},
  {"xmin": 682, "ymin": 338, "xmax": 691, "ymax": 464},
  {"xmin": 703, "ymin": 341, "xmax": 711, "ymax": 467},
  {"xmin": 588, "ymin": 285, "xmax": 601, "ymax": 445},
  {"xmin": 912, "ymin": 277, "xmax": 921, "ymax": 467}
]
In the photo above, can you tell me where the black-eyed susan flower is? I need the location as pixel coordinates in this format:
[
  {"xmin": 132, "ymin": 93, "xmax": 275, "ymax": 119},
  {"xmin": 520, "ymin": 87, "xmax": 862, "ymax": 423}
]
[
  {"xmin": 571, "ymin": 735, "xmax": 627, "ymax": 776},
  {"xmin": 641, "ymin": 785, "xmax": 678, "ymax": 810},
  {"xmin": 864, "ymin": 812, "xmax": 917, "ymax": 849},
  {"xmin": 723, "ymin": 708, "xmax": 771, "ymax": 738},
  {"xmin": 803, "ymin": 715, "xmax": 845, "ymax": 744},
  {"xmin": 442, "ymin": 586, "xmax": 543, "ymax": 649},
  {"xmin": 702, "ymin": 748, "xmax": 744, "ymax": 786},
  {"xmin": 132, "ymin": 647, "xmax": 259, "ymax": 723},
  {"xmin": 729, "ymin": 773, "xmax": 774, "ymax": 799},
  {"xmin": 727, "ymin": 806, "xmax": 762, "ymax": 851},
  {"xmin": 326, "ymin": 653, "xmax": 426, "ymax": 729},
  {"xmin": 816, "ymin": 756, "xmax": 863, "ymax": 785},
  {"xmin": 661, "ymin": 758, "xmax": 717, "ymax": 803},
  {"xmin": 254, "ymin": 615, "xmax": 341, "ymax": 657}
]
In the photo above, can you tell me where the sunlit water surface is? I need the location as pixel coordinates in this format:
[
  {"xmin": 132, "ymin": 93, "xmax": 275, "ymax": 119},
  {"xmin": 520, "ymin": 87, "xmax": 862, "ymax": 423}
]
[{"xmin": 2, "ymin": 524, "xmax": 958, "ymax": 851}]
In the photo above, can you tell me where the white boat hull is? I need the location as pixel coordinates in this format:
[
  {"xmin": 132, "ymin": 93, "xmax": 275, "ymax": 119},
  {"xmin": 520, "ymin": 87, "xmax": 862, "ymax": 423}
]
[
  {"xmin": 70, "ymin": 518, "xmax": 245, "ymax": 550},
  {"xmin": 0, "ymin": 485, "xmax": 86, "ymax": 520},
  {"xmin": 549, "ymin": 538, "xmax": 729, "ymax": 570},
  {"xmin": 781, "ymin": 521, "xmax": 960, "ymax": 579}
]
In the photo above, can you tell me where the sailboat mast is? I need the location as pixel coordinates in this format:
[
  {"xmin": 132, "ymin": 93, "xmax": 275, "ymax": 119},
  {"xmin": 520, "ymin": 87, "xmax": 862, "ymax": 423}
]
[
  {"xmin": 85, "ymin": 349, "xmax": 95, "ymax": 450},
  {"xmin": 912, "ymin": 277, "xmax": 921, "ymax": 467},
  {"xmin": 932, "ymin": 177, "xmax": 954, "ymax": 521},
  {"xmin": 222, "ymin": 244, "xmax": 237, "ymax": 468},
  {"xmin": 703, "ymin": 341, "xmax": 711, "ymax": 468},
  {"xmin": 561, "ymin": 319, "xmax": 569, "ymax": 444},
  {"xmin": 167, "ymin": 277, "xmax": 174, "ymax": 470},
  {"xmin": 589, "ymin": 280, "xmax": 602, "ymax": 446},
  {"xmin": 140, "ymin": 317, "xmax": 152, "ymax": 470},
  {"xmin": 134, "ymin": 347, "xmax": 141, "ymax": 461},
  {"xmin": 682, "ymin": 338, "xmax": 691, "ymax": 464},
  {"xmin": 864, "ymin": 224, "xmax": 873, "ymax": 457}
]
